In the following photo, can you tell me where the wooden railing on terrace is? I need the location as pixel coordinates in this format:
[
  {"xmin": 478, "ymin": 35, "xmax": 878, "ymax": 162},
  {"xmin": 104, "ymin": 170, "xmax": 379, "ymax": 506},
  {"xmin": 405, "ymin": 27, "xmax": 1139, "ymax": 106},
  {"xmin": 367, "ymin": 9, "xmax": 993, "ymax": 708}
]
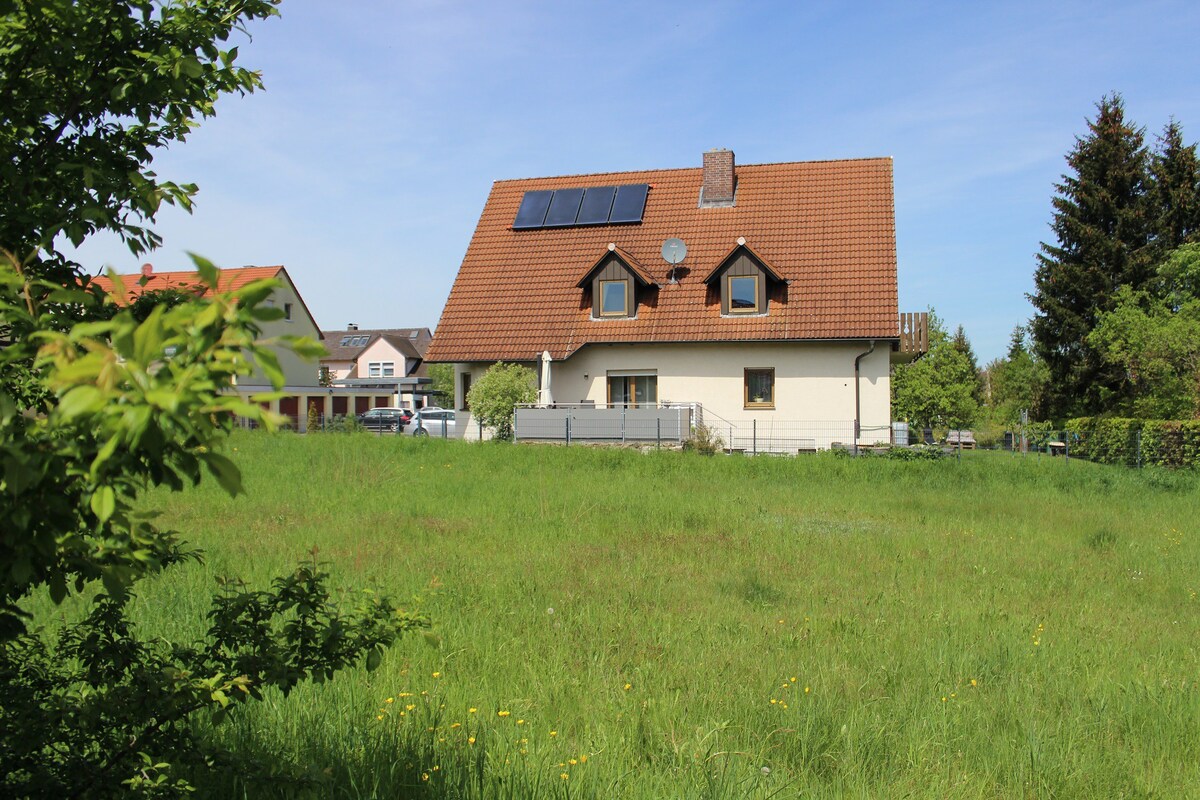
[{"xmin": 899, "ymin": 312, "xmax": 929, "ymax": 356}]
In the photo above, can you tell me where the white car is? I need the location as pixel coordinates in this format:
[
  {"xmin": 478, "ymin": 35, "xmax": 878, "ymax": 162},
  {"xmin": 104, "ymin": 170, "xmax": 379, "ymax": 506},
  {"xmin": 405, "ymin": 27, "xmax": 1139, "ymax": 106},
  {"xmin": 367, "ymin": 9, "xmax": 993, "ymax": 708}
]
[{"xmin": 407, "ymin": 408, "xmax": 457, "ymax": 438}]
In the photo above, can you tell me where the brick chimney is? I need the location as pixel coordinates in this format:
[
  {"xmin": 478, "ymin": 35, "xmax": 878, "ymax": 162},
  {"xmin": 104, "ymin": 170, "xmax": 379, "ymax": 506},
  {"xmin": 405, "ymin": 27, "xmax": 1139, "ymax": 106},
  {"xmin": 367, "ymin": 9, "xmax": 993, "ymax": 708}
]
[
  {"xmin": 701, "ymin": 148, "xmax": 735, "ymax": 207},
  {"xmin": 347, "ymin": 323, "xmax": 358, "ymax": 331}
]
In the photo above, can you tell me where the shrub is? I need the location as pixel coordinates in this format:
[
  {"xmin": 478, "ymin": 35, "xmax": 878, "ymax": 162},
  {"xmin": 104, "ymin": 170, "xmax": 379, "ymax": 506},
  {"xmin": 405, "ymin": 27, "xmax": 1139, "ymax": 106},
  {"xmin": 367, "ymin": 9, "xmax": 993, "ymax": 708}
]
[
  {"xmin": 682, "ymin": 424, "xmax": 725, "ymax": 455},
  {"xmin": 1066, "ymin": 417, "xmax": 1200, "ymax": 468},
  {"xmin": 465, "ymin": 362, "xmax": 537, "ymax": 441}
]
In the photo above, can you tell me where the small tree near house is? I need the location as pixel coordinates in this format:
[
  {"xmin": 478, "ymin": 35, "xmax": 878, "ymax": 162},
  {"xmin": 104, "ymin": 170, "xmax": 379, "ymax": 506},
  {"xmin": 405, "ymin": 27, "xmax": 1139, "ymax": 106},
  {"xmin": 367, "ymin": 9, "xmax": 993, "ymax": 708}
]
[{"xmin": 465, "ymin": 362, "xmax": 537, "ymax": 440}]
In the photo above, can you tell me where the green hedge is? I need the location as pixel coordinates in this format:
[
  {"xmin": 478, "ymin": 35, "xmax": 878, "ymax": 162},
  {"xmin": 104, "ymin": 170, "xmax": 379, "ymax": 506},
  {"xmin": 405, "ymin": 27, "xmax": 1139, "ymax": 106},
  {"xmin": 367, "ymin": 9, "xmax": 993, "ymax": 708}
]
[{"xmin": 1065, "ymin": 417, "xmax": 1200, "ymax": 468}]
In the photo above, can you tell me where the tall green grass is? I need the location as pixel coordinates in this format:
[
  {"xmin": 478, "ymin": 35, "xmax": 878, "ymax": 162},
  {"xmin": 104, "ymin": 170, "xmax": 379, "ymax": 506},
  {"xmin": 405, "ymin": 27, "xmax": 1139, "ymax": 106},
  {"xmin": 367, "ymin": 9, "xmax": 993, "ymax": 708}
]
[{"xmin": 75, "ymin": 435, "xmax": 1200, "ymax": 796}]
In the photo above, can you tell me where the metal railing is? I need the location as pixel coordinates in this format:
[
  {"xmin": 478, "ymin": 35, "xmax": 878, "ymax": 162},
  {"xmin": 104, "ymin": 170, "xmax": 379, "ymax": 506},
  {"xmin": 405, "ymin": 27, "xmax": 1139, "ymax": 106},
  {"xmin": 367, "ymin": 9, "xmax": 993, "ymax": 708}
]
[
  {"xmin": 514, "ymin": 402, "xmax": 890, "ymax": 454},
  {"xmin": 514, "ymin": 402, "xmax": 695, "ymax": 445}
]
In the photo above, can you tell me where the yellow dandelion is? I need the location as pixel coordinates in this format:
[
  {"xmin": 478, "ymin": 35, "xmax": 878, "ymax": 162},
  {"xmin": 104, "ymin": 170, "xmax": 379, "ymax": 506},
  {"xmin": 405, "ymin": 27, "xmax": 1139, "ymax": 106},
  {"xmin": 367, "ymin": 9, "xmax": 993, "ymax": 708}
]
[
  {"xmin": 970, "ymin": 679, "xmax": 977, "ymax": 687},
  {"xmin": 770, "ymin": 699, "xmax": 778, "ymax": 705},
  {"xmin": 941, "ymin": 696, "xmax": 947, "ymax": 703},
  {"xmin": 406, "ymin": 704, "xmax": 416, "ymax": 711},
  {"xmin": 623, "ymin": 683, "xmax": 632, "ymax": 691},
  {"xmin": 376, "ymin": 714, "xmax": 384, "ymax": 720},
  {"xmin": 517, "ymin": 719, "xmax": 525, "ymax": 725},
  {"xmin": 790, "ymin": 677, "xmax": 797, "ymax": 683},
  {"xmin": 385, "ymin": 697, "xmax": 394, "ymax": 704},
  {"xmin": 421, "ymin": 772, "xmax": 429, "ymax": 782},
  {"xmin": 498, "ymin": 710, "xmax": 511, "ymax": 717},
  {"xmin": 781, "ymin": 703, "xmax": 788, "ymax": 709},
  {"xmin": 432, "ymin": 671, "xmax": 441, "ymax": 678},
  {"xmin": 469, "ymin": 707, "xmax": 478, "ymax": 714},
  {"xmin": 450, "ymin": 722, "xmax": 461, "ymax": 729},
  {"xmin": 568, "ymin": 758, "xmax": 578, "ymax": 765},
  {"xmin": 549, "ymin": 730, "xmax": 558, "ymax": 737},
  {"xmin": 580, "ymin": 754, "xmax": 588, "ymax": 763},
  {"xmin": 560, "ymin": 772, "xmax": 569, "ymax": 781},
  {"xmin": 468, "ymin": 736, "xmax": 476, "ymax": 745},
  {"xmin": 804, "ymin": 686, "xmax": 811, "ymax": 694},
  {"xmin": 433, "ymin": 766, "xmax": 440, "ymax": 771}
]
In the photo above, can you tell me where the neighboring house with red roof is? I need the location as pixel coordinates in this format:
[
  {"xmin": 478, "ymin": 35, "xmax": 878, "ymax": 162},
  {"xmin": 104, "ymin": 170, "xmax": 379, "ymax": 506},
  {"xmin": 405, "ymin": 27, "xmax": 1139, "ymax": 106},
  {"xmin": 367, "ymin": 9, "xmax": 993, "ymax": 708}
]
[
  {"xmin": 91, "ymin": 265, "xmax": 403, "ymax": 430},
  {"xmin": 425, "ymin": 149, "xmax": 927, "ymax": 447}
]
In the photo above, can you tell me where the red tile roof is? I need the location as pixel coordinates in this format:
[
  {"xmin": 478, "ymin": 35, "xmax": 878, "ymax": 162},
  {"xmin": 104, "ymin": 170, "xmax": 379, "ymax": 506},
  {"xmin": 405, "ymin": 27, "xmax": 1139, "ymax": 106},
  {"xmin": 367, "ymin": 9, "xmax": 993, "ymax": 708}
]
[
  {"xmin": 91, "ymin": 265, "xmax": 286, "ymax": 303},
  {"xmin": 90, "ymin": 265, "xmax": 323, "ymax": 338},
  {"xmin": 426, "ymin": 156, "xmax": 900, "ymax": 363}
]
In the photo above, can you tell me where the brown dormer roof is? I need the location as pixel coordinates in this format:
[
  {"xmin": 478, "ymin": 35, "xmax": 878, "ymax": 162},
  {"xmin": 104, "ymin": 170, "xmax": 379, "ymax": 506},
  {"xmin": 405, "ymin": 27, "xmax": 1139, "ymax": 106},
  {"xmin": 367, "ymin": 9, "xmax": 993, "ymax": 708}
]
[{"xmin": 426, "ymin": 156, "xmax": 899, "ymax": 363}]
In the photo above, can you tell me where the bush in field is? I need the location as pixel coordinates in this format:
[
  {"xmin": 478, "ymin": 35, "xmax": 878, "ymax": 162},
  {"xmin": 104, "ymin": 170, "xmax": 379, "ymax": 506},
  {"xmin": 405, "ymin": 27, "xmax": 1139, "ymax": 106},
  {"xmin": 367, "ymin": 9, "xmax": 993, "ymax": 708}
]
[
  {"xmin": 465, "ymin": 362, "xmax": 537, "ymax": 440},
  {"xmin": 683, "ymin": 424, "xmax": 725, "ymax": 455}
]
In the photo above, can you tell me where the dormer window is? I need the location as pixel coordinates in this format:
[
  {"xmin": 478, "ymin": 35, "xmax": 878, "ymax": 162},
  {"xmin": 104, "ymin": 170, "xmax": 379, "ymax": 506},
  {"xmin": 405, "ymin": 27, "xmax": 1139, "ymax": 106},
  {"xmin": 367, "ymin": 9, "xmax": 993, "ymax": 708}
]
[
  {"xmin": 577, "ymin": 245, "xmax": 658, "ymax": 321},
  {"xmin": 600, "ymin": 280, "xmax": 629, "ymax": 316},
  {"xmin": 704, "ymin": 240, "xmax": 785, "ymax": 317},
  {"xmin": 728, "ymin": 275, "xmax": 760, "ymax": 313}
]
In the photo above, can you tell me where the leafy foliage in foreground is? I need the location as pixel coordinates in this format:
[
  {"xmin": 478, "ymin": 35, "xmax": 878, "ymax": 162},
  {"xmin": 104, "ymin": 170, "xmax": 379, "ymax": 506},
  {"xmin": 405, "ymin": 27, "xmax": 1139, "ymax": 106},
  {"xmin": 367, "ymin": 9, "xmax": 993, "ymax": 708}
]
[
  {"xmin": 2, "ymin": 3, "xmax": 428, "ymax": 795},
  {"xmin": 0, "ymin": 561, "xmax": 428, "ymax": 798}
]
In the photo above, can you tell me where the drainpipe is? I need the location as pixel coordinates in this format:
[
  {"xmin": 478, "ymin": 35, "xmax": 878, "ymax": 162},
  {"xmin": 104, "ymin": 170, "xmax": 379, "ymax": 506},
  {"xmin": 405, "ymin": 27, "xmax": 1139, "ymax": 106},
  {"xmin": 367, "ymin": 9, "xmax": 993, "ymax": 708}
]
[{"xmin": 853, "ymin": 340, "xmax": 876, "ymax": 455}]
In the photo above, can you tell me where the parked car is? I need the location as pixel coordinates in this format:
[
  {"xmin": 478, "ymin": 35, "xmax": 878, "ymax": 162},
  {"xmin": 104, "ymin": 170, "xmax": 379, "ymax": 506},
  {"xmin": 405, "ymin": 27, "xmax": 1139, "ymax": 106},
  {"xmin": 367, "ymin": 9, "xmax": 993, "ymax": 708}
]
[
  {"xmin": 407, "ymin": 408, "xmax": 457, "ymax": 438},
  {"xmin": 357, "ymin": 407, "xmax": 411, "ymax": 432}
]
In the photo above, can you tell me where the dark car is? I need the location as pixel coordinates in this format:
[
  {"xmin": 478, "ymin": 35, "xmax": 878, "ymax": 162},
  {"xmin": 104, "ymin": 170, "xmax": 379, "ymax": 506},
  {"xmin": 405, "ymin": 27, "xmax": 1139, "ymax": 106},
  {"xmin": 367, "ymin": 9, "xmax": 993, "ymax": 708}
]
[{"xmin": 357, "ymin": 407, "xmax": 411, "ymax": 432}]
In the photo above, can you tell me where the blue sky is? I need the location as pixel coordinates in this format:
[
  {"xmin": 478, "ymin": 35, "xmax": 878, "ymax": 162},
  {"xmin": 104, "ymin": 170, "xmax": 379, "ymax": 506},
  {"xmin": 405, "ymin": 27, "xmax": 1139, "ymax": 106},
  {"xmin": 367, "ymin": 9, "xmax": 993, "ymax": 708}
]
[{"xmin": 68, "ymin": 0, "xmax": 1200, "ymax": 363}]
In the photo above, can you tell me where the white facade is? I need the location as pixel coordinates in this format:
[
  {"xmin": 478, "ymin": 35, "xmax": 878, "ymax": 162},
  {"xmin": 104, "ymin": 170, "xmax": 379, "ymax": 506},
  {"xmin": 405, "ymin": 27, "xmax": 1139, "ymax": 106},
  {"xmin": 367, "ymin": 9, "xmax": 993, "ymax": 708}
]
[{"xmin": 452, "ymin": 340, "xmax": 892, "ymax": 445}]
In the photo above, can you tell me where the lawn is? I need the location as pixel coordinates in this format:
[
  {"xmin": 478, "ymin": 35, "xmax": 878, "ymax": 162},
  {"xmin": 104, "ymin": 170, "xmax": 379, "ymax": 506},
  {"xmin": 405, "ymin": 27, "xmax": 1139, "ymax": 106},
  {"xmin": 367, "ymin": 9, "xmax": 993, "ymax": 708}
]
[{"xmin": 109, "ymin": 434, "xmax": 1200, "ymax": 797}]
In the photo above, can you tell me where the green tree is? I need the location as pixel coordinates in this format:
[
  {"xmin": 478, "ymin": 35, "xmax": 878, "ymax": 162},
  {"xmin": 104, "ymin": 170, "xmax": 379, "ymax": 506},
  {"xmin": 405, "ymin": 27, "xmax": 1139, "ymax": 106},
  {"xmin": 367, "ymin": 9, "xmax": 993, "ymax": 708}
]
[
  {"xmin": 1, "ymin": 3, "xmax": 426, "ymax": 794},
  {"xmin": 891, "ymin": 311, "xmax": 979, "ymax": 430},
  {"xmin": 465, "ymin": 362, "xmax": 536, "ymax": 440},
  {"xmin": 427, "ymin": 362, "xmax": 455, "ymax": 408},
  {"xmin": 1089, "ymin": 246, "xmax": 1200, "ymax": 418},
  {"xmin": 1029, "ymin": 94, "xmax": 1153, "ymax": 418},
  {"xmin": 983, "ymin": 326, "xmax": 1049, "ymax": 425},
  {"xmin": 1148, "ymin": 120, "xmax": 1200, "ymax": 254},
  {"xmin": 951, "ymin": 323, "xmax": 984, "ymax": 405}
]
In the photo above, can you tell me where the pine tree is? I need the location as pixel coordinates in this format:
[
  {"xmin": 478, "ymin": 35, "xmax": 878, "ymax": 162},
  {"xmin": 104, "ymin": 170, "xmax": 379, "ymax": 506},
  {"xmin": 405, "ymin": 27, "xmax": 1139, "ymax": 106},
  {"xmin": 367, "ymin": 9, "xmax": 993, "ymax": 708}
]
[
  {"xmin": 1029, "ymin": 94, "xmax": 1152, "ymax": 418},
  {"xmin": 1148, "ymin": 120, "xmax": 1200, "ymax": 254},
  {"xmin": 950, "ymin": 324, "xmax": 984, "ymax": 404}
]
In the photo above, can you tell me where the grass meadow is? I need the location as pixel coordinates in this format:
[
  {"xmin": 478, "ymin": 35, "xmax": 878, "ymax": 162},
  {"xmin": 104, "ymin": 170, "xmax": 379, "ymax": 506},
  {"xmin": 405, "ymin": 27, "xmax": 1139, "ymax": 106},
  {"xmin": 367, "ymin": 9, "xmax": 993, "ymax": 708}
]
[{"xmin": 62, "ymin": 434, "xmax": 1200, "ymax": 797}]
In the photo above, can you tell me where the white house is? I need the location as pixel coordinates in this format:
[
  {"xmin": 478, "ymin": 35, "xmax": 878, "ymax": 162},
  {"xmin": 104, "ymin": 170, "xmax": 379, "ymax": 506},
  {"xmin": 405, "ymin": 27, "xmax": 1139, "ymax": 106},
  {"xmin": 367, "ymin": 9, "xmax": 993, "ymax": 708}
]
[{"xmin": 425, "ymin": 149, "xmax": 926, "ymax": 448}]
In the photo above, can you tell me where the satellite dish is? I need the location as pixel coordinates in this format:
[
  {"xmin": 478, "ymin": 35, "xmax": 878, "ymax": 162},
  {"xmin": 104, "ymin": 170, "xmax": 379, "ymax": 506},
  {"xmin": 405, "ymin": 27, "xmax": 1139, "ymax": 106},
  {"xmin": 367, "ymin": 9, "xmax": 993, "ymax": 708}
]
[{"xmin": 661, "ymin": 238, "xmax": 687, "ymax": 265}]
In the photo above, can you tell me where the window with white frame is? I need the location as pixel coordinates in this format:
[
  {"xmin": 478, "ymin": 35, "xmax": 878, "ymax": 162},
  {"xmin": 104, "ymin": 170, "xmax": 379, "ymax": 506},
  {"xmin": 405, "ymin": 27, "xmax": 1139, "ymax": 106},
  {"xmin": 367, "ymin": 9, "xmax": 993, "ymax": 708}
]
[{"xmin": 368, "ymin": 362, "xmax": 395, "ymax": 378}]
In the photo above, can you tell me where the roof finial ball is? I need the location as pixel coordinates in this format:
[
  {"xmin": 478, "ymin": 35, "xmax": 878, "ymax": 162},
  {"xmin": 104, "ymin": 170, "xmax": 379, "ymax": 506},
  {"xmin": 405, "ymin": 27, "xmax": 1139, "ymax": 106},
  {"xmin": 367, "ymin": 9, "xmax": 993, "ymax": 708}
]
[{"xmin": 608, "ymin": 242, "xmax": 616, "ymax": 251}]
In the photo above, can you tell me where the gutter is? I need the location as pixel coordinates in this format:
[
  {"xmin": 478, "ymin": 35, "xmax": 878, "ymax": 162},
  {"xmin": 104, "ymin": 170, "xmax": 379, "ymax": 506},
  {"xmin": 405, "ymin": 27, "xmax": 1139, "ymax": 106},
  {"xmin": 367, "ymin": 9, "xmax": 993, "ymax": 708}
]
[{"xmin": 853, "ymin": 340, "xmax": 876, "ymax": 454}]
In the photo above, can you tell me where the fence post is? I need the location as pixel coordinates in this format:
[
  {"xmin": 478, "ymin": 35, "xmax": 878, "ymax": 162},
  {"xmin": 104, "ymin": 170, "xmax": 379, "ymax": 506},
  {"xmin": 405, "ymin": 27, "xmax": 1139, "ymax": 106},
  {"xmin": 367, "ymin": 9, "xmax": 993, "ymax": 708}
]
[
  {"xmin": 753, "ymin": 418, "xmax": 757, "ymax": 456},
  {"xmin": 657, "ymin": 417, "xmax": 661, "ymax": 450},
  {"xmin": 510, "ymin": 412, "xmax": 516, "ymax": 443},
  {"xmin": 1136, "ymin": 429, "xmax": 1142, "ymax": 469},
  {"xmin": 621, "ymin": 408, "xmax": 626, "ymax": 444}
]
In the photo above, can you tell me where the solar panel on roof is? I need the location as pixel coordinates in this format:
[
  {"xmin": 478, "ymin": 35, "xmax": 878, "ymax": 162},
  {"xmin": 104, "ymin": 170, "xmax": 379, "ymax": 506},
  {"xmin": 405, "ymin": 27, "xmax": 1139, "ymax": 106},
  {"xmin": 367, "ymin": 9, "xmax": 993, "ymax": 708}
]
[
  {"xmin": 543, "ymin": 187, "xmax": 585, "ymax": 227},
  {"xmin": 576, "ymin": 186, "xmax": 617, "ymax": 225},
  {"xmin": 513, "ymin": 190, "xmax": 553, "ymax": 229},
  {"xmin": 609, "ymin": 184, "xmax": 649, "ymax": 224}
]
